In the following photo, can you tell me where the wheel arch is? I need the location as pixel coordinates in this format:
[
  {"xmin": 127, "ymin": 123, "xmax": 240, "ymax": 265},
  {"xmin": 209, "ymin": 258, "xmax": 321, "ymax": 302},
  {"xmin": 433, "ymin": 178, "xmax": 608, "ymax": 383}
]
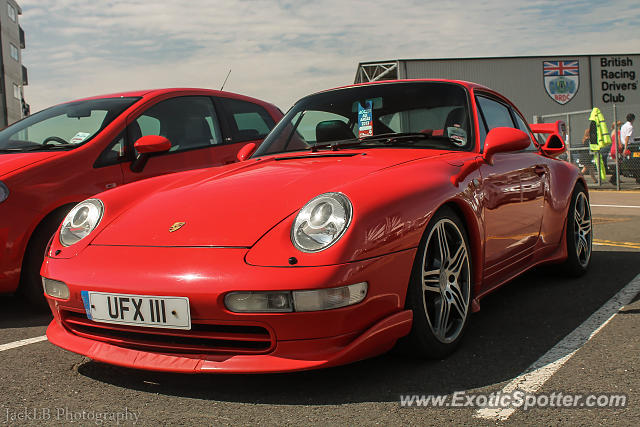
[{"xmin": 21, "ymin": 202, "xmax": 78, "ymax": 271}]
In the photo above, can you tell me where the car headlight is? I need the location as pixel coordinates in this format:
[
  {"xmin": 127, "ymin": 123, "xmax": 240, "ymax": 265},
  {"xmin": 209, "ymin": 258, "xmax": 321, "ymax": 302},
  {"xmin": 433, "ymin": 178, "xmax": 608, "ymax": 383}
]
[
  {"xmin": 0, "ymin": 181, "xmax": 8, "ymax": 203},
  {"xmin": 224, "ymin": 282, "xmax": 368, "ymax": 313},
  {"xmin": 59, "ymin": 199, "xmax": 104, "ymax": 246},
  {"xmin": 291, "ymin": 192, "xmax": 352, "ymax": 252}
]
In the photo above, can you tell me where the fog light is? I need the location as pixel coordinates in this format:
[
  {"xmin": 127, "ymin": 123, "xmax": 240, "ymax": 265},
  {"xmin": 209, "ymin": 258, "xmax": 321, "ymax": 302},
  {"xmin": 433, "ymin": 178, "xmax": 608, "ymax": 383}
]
[
  {"xmin": 42, "ymin": 277, "xmax": 70, "ymax": 300},
  {"xmin": 224, "ymin": 282, "xmax": 368, "ymax": 313},
  {"xmin": 224, "ymin": 291, "xmax": 293, "ymax": 313},
  {"xmin": 293, "ymin": 282, "xmax": 368, "ymax": 311}
]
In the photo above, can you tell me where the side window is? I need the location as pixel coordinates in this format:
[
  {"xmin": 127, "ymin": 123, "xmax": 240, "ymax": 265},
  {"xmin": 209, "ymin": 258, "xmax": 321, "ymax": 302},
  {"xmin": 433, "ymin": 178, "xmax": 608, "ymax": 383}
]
[
  {"xmin": 128, "ymin": 96, "xmax": 222, "ymax": 153},
  {"xmin": 137, "ymin": 115, "xmax": 160, "ymax": 136},
  {"xmin": 476, "ymin": 96, "xmax": 516, "ymax": 151},
  {"xmin": 511, "ymin": 110, "xmax": 538, "ymax": 151},
  {"xmin": 94, "ymin": 132, "xmax": 126, "ymax": 168},
  {"xmin": 217, "ymin": 98, "xmax": 275, "ymax": 143}
]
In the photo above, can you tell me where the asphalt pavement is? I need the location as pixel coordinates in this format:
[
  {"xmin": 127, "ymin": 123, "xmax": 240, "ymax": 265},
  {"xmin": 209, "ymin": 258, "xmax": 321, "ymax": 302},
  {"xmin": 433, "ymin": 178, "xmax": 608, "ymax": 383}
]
[{"xmin": 0, "ymin": 189, "xmax": 638, "ymax": 426}]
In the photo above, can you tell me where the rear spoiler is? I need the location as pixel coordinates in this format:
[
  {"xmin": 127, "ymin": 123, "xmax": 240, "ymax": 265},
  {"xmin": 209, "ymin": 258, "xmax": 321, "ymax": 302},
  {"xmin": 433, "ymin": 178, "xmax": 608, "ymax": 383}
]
[{"xmin": 529, "ymin": 120, "xmax": 567, "ymax": 157}]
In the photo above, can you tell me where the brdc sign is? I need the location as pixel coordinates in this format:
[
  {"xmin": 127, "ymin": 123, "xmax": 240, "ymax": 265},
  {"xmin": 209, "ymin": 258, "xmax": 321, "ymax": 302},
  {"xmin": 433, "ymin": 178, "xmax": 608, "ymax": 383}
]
[{"xmin": 592, "ymin": 55, "xmax": 639, "ymax": 105}]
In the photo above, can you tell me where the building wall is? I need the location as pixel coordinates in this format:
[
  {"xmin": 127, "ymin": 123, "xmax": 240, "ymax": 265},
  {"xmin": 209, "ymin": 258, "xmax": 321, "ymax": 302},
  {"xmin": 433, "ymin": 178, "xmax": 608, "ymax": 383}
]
[
  {"xmin": 397, "ymin": 54, "xmax": 640, "ymax": 123},
  {"xmin": 0, "ymin": 0, "xmax": 24, "ymax": 127}
]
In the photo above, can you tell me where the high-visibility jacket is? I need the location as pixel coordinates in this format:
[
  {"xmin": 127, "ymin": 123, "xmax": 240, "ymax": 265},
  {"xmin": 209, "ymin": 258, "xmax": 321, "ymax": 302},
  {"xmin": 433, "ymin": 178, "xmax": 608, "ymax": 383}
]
[{"xmin": 588, "ymin": 107, "xmax": 611, "ymax": 150}]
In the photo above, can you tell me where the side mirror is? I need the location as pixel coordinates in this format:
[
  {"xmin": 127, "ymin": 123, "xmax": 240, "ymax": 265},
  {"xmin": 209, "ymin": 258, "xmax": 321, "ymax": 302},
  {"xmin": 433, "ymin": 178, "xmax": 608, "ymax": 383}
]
[
  {"xmin": 236, "ymin": 143, "xmax": 257, "ymax": 161},
  {"xmin": 130, "ymin": 135, "xmax": 171, "ymax": 173},
  {"xmin": 134, "ymin": 135, "xmax": 171, "ymax": 154},
  {"xmin": 483, "ymin": 127, "xmax": 531, "ymax": 164}
]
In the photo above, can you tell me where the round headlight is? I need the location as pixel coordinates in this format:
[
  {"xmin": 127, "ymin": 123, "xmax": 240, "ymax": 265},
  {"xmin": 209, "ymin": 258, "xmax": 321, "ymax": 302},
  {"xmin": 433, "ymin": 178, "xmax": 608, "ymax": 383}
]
[
  {"xmin": 291, "ymin": 192, "xmax": 352, "ymax": 252},
  {"xmin": 59, "ymin": 199, "xmax": 104, "ymax": 246}
]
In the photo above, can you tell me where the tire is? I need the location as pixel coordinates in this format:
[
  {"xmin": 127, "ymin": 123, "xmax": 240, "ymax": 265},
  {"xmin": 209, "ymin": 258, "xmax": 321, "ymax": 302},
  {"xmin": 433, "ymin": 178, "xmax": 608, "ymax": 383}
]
[
  {"xmin": 405, "ymin": 207, "xmax": 472, "ymax": 359},
  {"xmin": 19, "ymin": 209, "xmax": 70, "ymax": 308},
  {"xmin": 560, "ymin": 183, "xmax": 592, "ymax": 277}
]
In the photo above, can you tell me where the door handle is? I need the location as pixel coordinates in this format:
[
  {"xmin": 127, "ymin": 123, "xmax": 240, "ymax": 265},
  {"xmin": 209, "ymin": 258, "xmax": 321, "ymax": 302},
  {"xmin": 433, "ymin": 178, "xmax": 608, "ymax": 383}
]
[{"xmin": 534, "ymin": 166, "xmax": 546, "ymax": 176}]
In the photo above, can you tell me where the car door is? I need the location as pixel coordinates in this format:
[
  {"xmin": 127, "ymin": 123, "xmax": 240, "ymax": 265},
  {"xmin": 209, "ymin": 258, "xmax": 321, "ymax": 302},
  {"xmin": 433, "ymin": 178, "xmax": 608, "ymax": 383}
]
[
  {"xmin": 213, "ymin": 96, "xmax": 277, "ymax": 164},
  {"xmin": 119, "ymin": 96, "xmax": 224, "ymax": 184},
  {"xmin": 476, "ymin": 95, "xmax": 546, "ymax": 282}
]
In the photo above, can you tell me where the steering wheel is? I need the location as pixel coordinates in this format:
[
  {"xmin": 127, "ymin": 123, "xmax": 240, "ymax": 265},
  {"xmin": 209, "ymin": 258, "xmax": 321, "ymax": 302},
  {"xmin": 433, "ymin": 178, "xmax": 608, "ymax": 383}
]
[{"xmin": 42, "ymin": 136, "xmax": 68, "ymax": 146}]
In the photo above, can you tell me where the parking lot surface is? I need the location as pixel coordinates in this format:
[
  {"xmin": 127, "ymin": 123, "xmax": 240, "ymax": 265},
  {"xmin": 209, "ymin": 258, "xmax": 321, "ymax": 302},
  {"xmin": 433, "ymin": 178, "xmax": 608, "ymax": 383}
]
[{"xmin": 1, "ymin": 190, "xmax": 638, "ymax": 425}]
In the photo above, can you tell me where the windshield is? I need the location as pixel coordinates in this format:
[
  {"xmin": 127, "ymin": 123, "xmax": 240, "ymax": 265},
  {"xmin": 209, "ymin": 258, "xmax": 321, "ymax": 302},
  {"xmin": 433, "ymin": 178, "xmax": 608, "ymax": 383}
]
[
  {"xmin": 0, "ymin": 97, "xmax": 140, "ymax": 152},
  {"xmin": 254, "ymin": 82, "xmax": 473, "ymax": 157}
]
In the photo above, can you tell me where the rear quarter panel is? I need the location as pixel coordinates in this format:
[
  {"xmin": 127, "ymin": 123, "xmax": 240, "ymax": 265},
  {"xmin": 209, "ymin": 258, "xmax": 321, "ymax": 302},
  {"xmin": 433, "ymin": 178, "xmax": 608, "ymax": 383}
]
[{"xmin": 539, "ymin": 155, "xmax": 584, "ymax": 247}]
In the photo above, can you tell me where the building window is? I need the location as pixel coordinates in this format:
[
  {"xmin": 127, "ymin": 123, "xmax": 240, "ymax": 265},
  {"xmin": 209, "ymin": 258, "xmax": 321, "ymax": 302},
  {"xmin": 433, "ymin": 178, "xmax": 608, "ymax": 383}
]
[
  {"xmin": 10, "ymin": 43, "xmax": 18, "ymax": 61},
  {"xmin": 13, "ymin": 84, "xmax": 20, "ymax": 99},
  {"xmin": 7, "ymin": 3, "xmax": 16, "ymax": 22}
]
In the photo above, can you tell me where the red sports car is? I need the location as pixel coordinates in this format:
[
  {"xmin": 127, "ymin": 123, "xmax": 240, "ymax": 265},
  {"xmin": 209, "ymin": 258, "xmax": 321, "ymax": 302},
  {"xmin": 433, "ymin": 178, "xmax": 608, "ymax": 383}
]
[
  {"xmin": 0, "ymin": 88, "xmax": 282, "ymax": 305},
  {"xmin": 42, "ymin": 80, "xmax": 591, "ymax": 373}
]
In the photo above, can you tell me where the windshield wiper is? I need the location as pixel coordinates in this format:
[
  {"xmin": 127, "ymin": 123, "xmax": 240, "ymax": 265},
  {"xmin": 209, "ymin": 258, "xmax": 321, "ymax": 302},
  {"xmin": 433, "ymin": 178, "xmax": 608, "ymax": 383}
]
[
  {"xmin": 360, "ymin": 132, "xmax": 431, "ymax": 142},
  {"xmin": 0, "ymin": 147, "xmax": 28, "ymax": 152},
  {"xmin": 22, "ymin": 144, "xmax": 76, "ymax": 151},
  {"xmin": 310, "ymin": 138, "xmax": 361, "ymax": 152},
  {"xmin": 308, "ymin": 132, "xmax": 463, "ymax": 152},
  {"xmin": 362, "ymin": 132, "xmax": 466, "ymax": 148},
  {"xmin": 309, "ymin": 133, "xmax": 433, "ymax": 151}
]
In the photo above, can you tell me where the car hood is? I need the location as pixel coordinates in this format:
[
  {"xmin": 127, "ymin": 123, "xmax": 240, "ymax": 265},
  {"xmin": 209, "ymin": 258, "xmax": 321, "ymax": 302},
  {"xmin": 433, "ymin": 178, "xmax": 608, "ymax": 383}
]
[
  {"xmin": 0, "ymin": 152, "xmax": 60, "ymax": 177},
  {"xmin": 93, "ymin": 150, "xmax": 450, "ymax": 247}
]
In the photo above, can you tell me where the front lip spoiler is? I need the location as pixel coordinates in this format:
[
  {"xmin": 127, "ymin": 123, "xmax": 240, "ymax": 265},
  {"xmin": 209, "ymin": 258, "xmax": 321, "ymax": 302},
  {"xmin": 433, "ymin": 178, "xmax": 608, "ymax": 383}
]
[{"xmin": 46, "ymin": 310, "xmax": 413, "ymax": 374}]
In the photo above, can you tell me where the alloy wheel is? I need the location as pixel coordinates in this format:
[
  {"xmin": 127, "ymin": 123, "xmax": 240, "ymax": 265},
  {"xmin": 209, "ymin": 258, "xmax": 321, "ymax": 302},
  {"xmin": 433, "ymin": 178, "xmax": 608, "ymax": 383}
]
[
  {"xmin": 574, "ymin": 192, "xmax": 592, "ymax": 268},
  {"xmin": 421, "ymin": 218, "xmax": 471, "ymax": 344}
]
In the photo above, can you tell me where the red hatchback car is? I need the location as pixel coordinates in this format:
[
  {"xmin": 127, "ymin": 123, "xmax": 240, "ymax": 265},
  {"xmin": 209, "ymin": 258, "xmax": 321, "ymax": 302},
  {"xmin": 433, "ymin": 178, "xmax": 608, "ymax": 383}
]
[
  {"xmin": 42, "ymin": 80, "xmax": 590, "ymax": 373},
  {"xmin": 0, "ymin": 88, "xmax": 282, "ymax": 305}
]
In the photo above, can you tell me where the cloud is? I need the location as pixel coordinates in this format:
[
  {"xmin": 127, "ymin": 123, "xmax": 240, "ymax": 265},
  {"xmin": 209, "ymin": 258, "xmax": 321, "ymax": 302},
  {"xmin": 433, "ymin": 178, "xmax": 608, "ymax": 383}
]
[{"xmin": 19, "ymin": 0, "xmax": 640, "ymax": 112}]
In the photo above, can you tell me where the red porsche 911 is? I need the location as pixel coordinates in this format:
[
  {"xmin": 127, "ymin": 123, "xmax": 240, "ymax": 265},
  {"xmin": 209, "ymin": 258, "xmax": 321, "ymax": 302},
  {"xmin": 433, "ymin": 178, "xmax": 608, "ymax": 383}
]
[
  {"xmin": 42, "ymin": 80, "xmax": 592, "ymax": 373},
  {"xmin": 0, "ymin": 88, "xmax": 282, "ymax": 306}
]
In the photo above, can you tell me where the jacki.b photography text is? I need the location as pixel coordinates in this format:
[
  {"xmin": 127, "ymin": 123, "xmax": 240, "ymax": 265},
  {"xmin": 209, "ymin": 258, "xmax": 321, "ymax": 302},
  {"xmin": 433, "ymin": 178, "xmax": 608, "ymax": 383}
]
[{"xmin": 2, "ymin": 406, "xmax": 139, "ymax": 425}]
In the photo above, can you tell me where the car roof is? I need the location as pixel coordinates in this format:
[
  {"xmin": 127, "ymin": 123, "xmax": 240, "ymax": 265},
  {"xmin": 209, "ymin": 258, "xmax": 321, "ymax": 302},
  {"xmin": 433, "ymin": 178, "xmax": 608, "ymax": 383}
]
[
  {"xmin": 306, "ymin": 78, "xmax": 514, "ymax": 112},
  {"xmin": 68, "ymin": 88, "xmax": 276, "ymax": 107},
  {"xmin": 320, "ymin": 78, "xmax": 494, "ymax": 94}
]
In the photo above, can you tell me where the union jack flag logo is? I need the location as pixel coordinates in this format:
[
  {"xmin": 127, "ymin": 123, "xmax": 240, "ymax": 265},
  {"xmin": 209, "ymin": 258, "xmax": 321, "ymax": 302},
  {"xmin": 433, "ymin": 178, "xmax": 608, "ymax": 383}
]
[{"xmin": 543, "ymin": 61, "xmax": 579, "ymax": 76}]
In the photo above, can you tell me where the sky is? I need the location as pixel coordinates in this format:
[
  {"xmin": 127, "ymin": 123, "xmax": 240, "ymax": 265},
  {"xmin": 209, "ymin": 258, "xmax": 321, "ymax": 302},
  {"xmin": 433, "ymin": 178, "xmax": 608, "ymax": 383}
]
[{"xmin": 19, "ymin": 0, "xmax": 640, "ymax": 113}]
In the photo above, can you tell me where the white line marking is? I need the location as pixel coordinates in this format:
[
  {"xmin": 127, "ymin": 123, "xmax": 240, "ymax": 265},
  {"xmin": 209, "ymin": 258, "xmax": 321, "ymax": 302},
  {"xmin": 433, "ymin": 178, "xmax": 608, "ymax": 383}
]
[
  {"xmin": 0, "ymin": 335, "xmax": 47, "ymax": 352},
  {"xmin": 591, "ymin": 204, "xmax": 640, "ymax": 209},
  {"xmin": 474, "ymin": 273, "xmax": 640, "ymax": 421}
]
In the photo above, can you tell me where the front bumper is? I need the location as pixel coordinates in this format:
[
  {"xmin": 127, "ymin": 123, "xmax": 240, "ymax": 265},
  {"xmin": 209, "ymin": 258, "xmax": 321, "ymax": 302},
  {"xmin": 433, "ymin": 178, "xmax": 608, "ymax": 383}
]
[
  {"xmin": 43, "ymin": 245, "xmax": 416, "ymax": 373},
  {"xmin": 47, "ymin": 309, "xmax": 412, "ymax": 373}
]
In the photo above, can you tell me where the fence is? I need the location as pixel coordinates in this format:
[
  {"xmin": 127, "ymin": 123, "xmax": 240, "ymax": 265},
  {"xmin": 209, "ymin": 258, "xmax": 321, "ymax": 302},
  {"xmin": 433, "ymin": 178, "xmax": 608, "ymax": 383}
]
[{"xmin": 534, "ymin": 103, "xmax": 640, "ymax": 190}]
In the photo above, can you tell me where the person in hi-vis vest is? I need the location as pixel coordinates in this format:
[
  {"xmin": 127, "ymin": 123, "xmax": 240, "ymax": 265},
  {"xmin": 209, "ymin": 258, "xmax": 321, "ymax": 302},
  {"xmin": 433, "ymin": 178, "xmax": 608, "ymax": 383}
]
[{"xmin": 588, "ymin": 107, "xmax": 611, "ymax": 183}]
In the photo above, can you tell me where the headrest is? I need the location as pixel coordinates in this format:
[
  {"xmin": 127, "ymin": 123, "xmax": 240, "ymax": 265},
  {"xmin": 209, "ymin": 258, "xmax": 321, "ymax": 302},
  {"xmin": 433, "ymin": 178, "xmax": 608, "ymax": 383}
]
[{"xmin": 316, "ymin": 120, "xmax": 355, "ymax": 143}]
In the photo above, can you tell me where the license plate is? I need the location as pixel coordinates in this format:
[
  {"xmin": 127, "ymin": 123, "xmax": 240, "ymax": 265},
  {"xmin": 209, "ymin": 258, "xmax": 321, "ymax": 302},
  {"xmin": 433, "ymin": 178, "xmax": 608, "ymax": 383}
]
[
  {"xmin": 81, "ymin": 291, "xmax": 191, "ymax": 330},
  {"xmin": 633, "ymin": 152, "xmax": 640, "ymax": 158}
]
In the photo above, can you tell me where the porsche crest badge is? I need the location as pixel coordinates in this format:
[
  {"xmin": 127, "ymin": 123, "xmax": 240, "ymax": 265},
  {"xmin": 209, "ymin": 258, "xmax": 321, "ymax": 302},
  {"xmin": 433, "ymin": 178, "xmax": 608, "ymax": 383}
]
[{"xmin": 169, "ymin": 222, "xmax": 186, "ymax": 232}]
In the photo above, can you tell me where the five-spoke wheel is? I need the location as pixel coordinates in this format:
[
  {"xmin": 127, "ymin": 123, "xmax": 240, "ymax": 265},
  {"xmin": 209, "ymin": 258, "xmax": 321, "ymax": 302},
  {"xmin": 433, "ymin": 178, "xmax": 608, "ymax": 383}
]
[
  {"xmin": 406, "ymin": 208, "xmax": 472, "ymax": 358},
  {"xmin": 573, "ymin": 191, "xmax": 592, "ymax": 269},
  {"xmin": 562, "ymin": 183, "xmax": 592, "ymax": 276}
]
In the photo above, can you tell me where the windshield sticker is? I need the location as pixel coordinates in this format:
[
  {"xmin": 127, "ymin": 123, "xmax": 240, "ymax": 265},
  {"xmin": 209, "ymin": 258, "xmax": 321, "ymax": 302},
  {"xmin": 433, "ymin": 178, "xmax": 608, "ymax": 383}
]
[
  {"xmin": 358, "ymin": 100, "xmax": 373, "ymax": 138},
  {"xmin": 447, "ymin": 127, "xmax": 467, "ymax": 147},
  {"xmin": 70, "ymin": 132, "xmax": 91, "ymax": 144}
]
